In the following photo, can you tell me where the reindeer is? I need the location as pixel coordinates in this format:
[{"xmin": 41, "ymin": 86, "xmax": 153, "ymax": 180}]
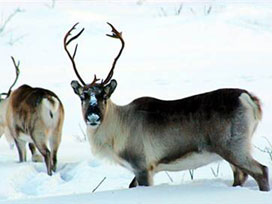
[
  {"xmin": 0, "ymin": 57, "xmax": 64, "ymax": 176},
  {"xmin": 64, "ymin": 23, "xmax": 269, "ymax": 191}
]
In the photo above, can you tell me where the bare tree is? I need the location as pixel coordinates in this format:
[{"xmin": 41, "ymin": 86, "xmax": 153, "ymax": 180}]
[
  {"xmin": 73, "ymin": 123, "xmax": 87, "ymax": 143},
  {"xmin": 189, "ymin": 169, "xmax": 195, "ymax": 180},
  {"xmin": 92, "ymin": 177, "xmax": 106, "ymax": 193},
  {"xmin": 204, "ymin": 5, "xmax": 212, "ymax": 15},
  {"xmin": 44, "ymin": 0, "xmax": 56, "ymax": 9},
  {"xmin": 0, "ymin": 8, "xmax": 23, "ymax": 34},
  {"xmin": 175, "ymin": 3, "xmax": 183, "ymax": 15},
  {"xmin": 210, "ymin": 163, "xmax": 220, "ymax": 178},
  {"xmin": 255, "ymin": 137, "xmax": 272, "ymax": 162}
]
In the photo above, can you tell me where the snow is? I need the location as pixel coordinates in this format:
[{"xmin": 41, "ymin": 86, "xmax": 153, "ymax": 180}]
[{"xmin": 1, "ymin": 0, "xmax": 272, "ymax": 203}]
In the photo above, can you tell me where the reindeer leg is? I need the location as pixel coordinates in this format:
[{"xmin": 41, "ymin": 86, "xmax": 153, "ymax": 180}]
[
  {"xmin": 35, "ymin": 143, "xmax": 52, "ymax": 176},
  {"xmin": 29, "ymin": 143, "xmax": 43, "ymax": 162},
  {"xmin": 129, "ymin": 177, "xmax": 138, "ymax": 188},
  {"xmin": 134, "ymin": 169, "xmax": 153, "ymax": 187},
  {"xmin": 230, "ymin": 164, "xmax": 248, "ymax": 187},
  {"xmin": 31, "ymin": 131, "xmax": 52, "ymax": 176},
  {"xmin": 14, "ymin": 138, "xmax": 27, "ymax": 162},
  {"xmin": 217, "ymin": 145, "xmax": 269, "ymax": 191},
  {"xmin": 49, "ymin": 130, "xmax": 62, "ymax": 172}
]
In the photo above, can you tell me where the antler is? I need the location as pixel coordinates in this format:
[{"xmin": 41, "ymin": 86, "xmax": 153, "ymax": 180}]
[
  {"xmin": 1, "ymin": 56, "xmax": 20, "ymax": 99},
  {"xmin": 7, "ymin": 56, "xmax": 20, "ymax": 96},
  {"xmin": 64, "ymin": 22, "xmax": 124, "ymax": 88},
  {"xmin": 101, "ymin": 22, "xmax": 125, "ymax": 86},
  {"xmin": 88, "ymin": 74, "xmax": 100, "ymax": 87},
  {"xmin": 64, "ymin": 23, "xmax": 86, "ymax": 86}
]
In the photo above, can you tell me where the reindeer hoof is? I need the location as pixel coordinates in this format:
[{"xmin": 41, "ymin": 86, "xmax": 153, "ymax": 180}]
[{"xmin": 32, "ymin": 154, "xmax": 43, "ymax": 162}]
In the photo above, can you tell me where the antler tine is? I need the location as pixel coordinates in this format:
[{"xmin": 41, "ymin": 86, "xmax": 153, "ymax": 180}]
[
  {"xmin": 86, "ymin": 74, "xmax": 100, "ymax": 88},
  {"xmin": 64, "ymin": 23, "xmax": 86, "ymax": 86},
  {"xmin": 102, "ymin": 22, "xmax": 125, "ymax": 85},
  {"xmin": 6, "ymin": 56, "xmax": 20, "ymax": 97}
]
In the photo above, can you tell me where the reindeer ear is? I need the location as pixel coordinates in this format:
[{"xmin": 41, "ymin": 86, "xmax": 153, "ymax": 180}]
[
  {"xmin": 104, "ymin": 79, "xmax": 117, "ymax": 99},
  {"xmin": 71, "ymin": 80, "xmax": 84, "ymax": 97}
]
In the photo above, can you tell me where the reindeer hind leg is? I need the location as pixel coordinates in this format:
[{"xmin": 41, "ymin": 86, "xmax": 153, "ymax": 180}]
[
  {"xmin": 29, "ymin": 143, "xmax": 43, "ymax": 162},
  {"xmin": 14, "ymin": 138, "xmax": 27, "ymax": 162},
  {"xmin": 217, "ymin": 141, "xmax": 269, "ymax": 191},
  {"xmin": 49, "ymin": 128, "xmax": 62, "ymax": 172},
  {"xmin": 230, "ymin": 164, "xmax": 248, "ymax": 187},
  {"xmin": 31, "ymin": 130, "xmax": 52, "ymax": 176}
]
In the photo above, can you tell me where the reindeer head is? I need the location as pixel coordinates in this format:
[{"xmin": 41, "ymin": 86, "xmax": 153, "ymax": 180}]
[{"xmin": 64, "ymin": 23, "xmax": 124, "ymax": 128}]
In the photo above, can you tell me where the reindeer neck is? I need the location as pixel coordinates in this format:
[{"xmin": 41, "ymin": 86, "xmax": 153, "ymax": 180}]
[
  {"xmin": 87, "ymin": 99, "xmax": 129, "ymax": 159},
  {"xmin": 101, "ymin": 99, "xmax": 121, "ymax": 133}
]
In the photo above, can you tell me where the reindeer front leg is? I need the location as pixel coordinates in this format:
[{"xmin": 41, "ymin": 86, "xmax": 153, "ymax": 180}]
[
  {"xmin": 129, "ymin": 177, "xmax": 138, "ymax": 188},
  {"xmin": 120, "ymin": 150, "xmax": 153, "ymax": 188},
  {"xmin": 130, "ymin": 169, "xmax": 153, "ymax": 188}
]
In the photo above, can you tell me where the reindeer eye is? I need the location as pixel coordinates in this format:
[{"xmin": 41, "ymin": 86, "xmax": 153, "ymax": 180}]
[{"xmin": 80, "ymin": 92, "xmax": 88, "ymax": 100}]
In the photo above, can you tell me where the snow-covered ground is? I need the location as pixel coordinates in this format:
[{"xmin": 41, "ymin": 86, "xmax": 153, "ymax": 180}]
[{"xmin": 1, "ymin": 0, "xmax": 272, "ymax": 203}]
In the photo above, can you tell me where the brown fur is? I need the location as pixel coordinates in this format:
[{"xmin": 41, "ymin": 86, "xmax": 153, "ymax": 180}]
[
  {"xmin": 66, "ymin": 23, "xmax": 269, "ymax": 191},
  {"xmin": 72, "ymin": 81, "xmax": 270, "ymax": 191},
  {"xmin": 0, "ymin": 84, "xmax": 64, "ymax": 175}
]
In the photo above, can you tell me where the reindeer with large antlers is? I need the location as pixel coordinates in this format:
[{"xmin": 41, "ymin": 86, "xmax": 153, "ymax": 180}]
[
  {"xmin": 64, "ymin": 23, "xmax": 269, "ymax": 191},
  {"xmin": 0, "ymin": 57, "xmax": 64, "ymax": 176}
]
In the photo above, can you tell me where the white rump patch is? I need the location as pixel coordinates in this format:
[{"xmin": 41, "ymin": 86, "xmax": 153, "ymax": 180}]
[
  {"xmin": 42, "ymin": 97, "xmax": 59, "ymax": 113},
  {"xmin": 239, "ymin": 93, "xmax": 261, "ymax": 121},
  {"xmin": 41, "ymin": 96, "xmax": 60, "ymax": 128}
]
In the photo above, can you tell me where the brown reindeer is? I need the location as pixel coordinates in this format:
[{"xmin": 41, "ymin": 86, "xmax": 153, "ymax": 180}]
[
  {"xmin": 64, "ymin": 23, "xmax": 269, "ymax": 191},
  {"xmin": 0, "ymin": 57, "xmax": 64, "ymax": 176}
]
